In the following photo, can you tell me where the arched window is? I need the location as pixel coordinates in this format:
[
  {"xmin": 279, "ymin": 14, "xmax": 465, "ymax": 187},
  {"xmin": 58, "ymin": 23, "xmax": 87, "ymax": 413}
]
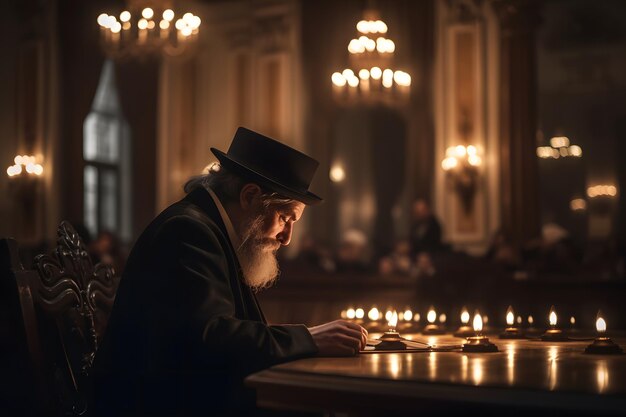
[{"xmin": 83, "ymin": 60, "xmax": 132, "ymax": 242}]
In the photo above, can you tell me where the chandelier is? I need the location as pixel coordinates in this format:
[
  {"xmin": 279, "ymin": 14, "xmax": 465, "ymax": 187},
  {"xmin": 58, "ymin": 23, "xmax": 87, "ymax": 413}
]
[
  {"xmin": 97, "ymin": 1, "xmax": 201, "ymax": 59},
  {"xmin": 331, "ymin": 9, "xmax": 411, "ymax": 105}
]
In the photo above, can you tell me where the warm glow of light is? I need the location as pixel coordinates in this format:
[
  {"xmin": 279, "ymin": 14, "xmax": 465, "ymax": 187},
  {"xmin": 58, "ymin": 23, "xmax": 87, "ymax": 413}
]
[
  {"xmin": 467, "ymin": 145, "xmax": 477, "ymax": 156},
  {"xmin": 460, "ymin": 308, "xmax": 470, "ymax": 324},
  {"xmin": 467, "ymin": 155, "xmax": 482, "ymax": 166},
  {"xmin": 404, "ymin": 309, "xmax": 413, "ymax": 322},
  {"xmin": 175, "ymin": 19, "xmax": 185, "ymax": 30},
  {"xmin": 347, "ymin": 76, "xmax": 359, "ymax": 87},
  {"xmin": 414, "ymin": 313, "xmax": 420, "ymax": 322},
  {"xmin": 570, "ymin": 316, "xmax": 576, "ymax": 325},
  {"xmin": 550, "ymin": 136, "xmax": 570, "ymax": 148},
  {"xmin": 473, "ymin": 313, "xmax": 483, "ymax": 332},
  {"xmin": 570, "ymin": 198, "xmax": 586, "ymax": 211},
  {"xmin": 388, "ymin": 310, "xmax": 398, "ymax": 329},
  {"xmin": 97, "ymin": 13, "xmax": 109, "ymax": 27},
  {"xmin": 596, "ymin": 317, "xmax": 606, "ymax": 333},
  {"xmin": 517, "ymin": 316, "xmax": 522, "ymax": 324},
  {"xmin": 182, "ymin": 12, "xmax": 194, "ymax": 24},
  {"xmin": 346, "ymin": 308, "xmax": 356, "ymax": 320},
  {"xmin": 342, "ymin": 68, "xmax": 354, "ymax": 79},
  {"xmin": 483, "ymin": 316, "xmax": 489, "ymax": 324},
  {"xmin": 393, "ymin": 71, "xmax": 411, "ymax": 87},
  {"xmin": 382, "ymin": 69, "xmax": 393, "ymax": 88},
  {"xmin": 549, "ymin": 306, "xmax": 557, "ymax": 326},
  {"xmin": 356, "ymin": 20, "xmax": 367, "ymax": 33},
  {"xmin": 368, "ymin": 307, "xmax": 380, "ymax": 321},
  {"xmin": 120, "ymin": 11, "xmax": 131, "ymax": 22},
  {"xmin": 348, "ymin": 39, "xmax": 364, "ymax": 54},
  {"xmin": 138, "ymin": 18, "xmax": 148, "ymax": 30},
  {"xmin": 506, "ymin": 306, "xmax": 515, "ymax": 326},
  {"xmin": 427, "ymin": 308, "xmax": 436, "ymax": 324},
  {"xmin": 359, "ymin": 69, "xmax": 370, "ymax": 80},
  {"xmin": 355, "ymin": 308, "xmax": 365, "ymax": 319},
  {"xmin": 569, "ymin": 145, "xmax": 582, "ymax": 157},
  {"xmin": 455, "ymin": 145, "xmax": 467, "ymax": 157},
  {"xmin": 163, "ymin": 9, "xmax": 175, "ymax": 21},
  {"xmin": 141, "ymin": 8, "xmax": 154, "ymax": 19},
  {"xmin": 528, "ymin": 315, "xmax": 534, "ymax": 325},
  {"xmin": 25, "ymin": 163, "xmax": 35, "ymax": 174},
  {"xmin": 370, "ymin": 67, "xmax": 382, "ymax": 80},
  {"xmin": 441, "ymin": 157, "xmax": 458, "ymax": 171},
  {"xmin": 385, "ymin": 309, "xmax": 393, "ymax": 322},
  {"xmin": 160, "ymin": 20, "xmax": 170, "ymax": 30},
  {"xmin": 331, "ymin": 72, "xmax": 346, "ymax": 87},
  {"xmin": 439, "ymin": 314, "xmax": 447, "ymax": 323},
  {"xmin": 329, "ymin": 165, "xmax": 345, "ymax": 183},
  {"xmin": 111, "ymin": 22, "xmax": 121, "ymax": 33}
]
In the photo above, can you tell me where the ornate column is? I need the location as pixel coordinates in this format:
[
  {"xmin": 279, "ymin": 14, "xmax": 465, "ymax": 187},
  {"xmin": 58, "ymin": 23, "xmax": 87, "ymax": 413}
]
[{"xmin": 493, "ymin": 0, "xmax": 541, "ymax": 247}]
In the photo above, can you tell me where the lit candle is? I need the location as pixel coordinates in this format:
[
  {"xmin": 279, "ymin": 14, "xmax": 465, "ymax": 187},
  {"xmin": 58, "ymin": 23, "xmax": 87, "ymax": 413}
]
[
  {"xmin": 454, "ymin": 306, "xmax": 473, "ymax": 338},
  {"xmin": 462, "ymin": 311, "xmax": 498, "ymax": 352},
  {"xmin": 541, "ymin": 305, "xmax": 569, "ymax": 341},
  {"xmin": 500, "ymin": 305, "xmax": 524, "ymax": 339},
  {"xmin": 585, "ymin": 313, "xmax": 623, "ymax": 354},
  {"xmin": 422, "ymin": 306, "xmax": 445, "ymax": 335}
]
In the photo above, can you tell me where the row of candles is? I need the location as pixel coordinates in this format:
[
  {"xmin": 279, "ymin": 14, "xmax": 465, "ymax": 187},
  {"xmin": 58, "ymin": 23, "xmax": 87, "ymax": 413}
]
[{"xmin": 340, "ymin": 305, "xmax": 622, "ymax": 354}]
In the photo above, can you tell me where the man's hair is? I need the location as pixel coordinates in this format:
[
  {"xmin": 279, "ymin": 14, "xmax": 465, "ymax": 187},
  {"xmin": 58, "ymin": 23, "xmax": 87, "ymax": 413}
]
[{"xmin": 184, "ymin": 163, "xmax": 295, "ymax": 208}]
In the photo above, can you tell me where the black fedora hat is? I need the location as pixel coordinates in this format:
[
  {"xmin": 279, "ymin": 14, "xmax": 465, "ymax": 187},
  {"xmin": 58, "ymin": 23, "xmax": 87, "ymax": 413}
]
[{"xmin": 211, "ymin": 127, "xmax": 323, "ymax": 205}]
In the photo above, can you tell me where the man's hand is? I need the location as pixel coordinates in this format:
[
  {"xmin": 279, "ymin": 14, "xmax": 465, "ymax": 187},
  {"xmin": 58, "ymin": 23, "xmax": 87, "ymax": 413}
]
[{"xmin": 307, "ymin": 320, "xmax": 368, "ymax": 356}]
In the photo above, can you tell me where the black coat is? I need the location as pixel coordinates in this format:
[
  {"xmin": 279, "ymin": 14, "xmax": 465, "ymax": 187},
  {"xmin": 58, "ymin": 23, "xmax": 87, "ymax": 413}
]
[{"xmin": 93, "ymin": 187, "xmax": 317, "ymax": 416}]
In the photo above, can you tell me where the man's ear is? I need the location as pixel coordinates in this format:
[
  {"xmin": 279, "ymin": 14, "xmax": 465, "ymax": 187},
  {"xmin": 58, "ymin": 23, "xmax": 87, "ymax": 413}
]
[{"xmin": 240, "ymin": 183, "xmax": 263, "ymax": 211}]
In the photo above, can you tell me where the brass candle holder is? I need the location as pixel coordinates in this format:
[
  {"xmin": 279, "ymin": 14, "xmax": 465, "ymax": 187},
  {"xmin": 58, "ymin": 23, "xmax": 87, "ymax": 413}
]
[
  {"xmin": 499, "ymin": 306, "xmax": 525, "ymax": 339},
  {"xmin": 540, "ymin": 306, "xmax": 570, "ymax": 342},
  {"xmin": 585, "ymin": 316, "xmax": 623, "ymax": 355},
  {"xmin": 463, "ymin": 312, "xmax": 499, "ymax": 353},
  {"xmin": 375, "ymin": 311, "xmax": 407, "ymax": 351}
]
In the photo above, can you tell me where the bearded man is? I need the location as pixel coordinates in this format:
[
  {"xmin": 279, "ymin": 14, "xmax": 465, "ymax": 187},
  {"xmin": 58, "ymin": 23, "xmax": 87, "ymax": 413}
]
[{"xmin": 93, "ymin": 127, "xmax": 367, "ymax": 416}]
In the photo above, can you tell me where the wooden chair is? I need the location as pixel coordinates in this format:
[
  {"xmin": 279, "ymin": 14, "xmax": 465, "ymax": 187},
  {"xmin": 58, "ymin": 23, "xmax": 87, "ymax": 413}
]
[{"xmin": 1, "ymin": 221, "xmax": 119, "ymax": 415}]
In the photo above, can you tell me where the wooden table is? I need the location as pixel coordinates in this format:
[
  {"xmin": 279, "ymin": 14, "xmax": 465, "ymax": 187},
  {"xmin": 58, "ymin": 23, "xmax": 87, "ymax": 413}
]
[{"xmin": 246, "ymin": 333, "xmax": 626, "ymax": 415}]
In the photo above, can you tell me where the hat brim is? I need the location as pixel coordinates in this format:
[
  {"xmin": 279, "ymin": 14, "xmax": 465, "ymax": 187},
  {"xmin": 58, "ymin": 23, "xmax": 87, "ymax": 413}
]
[{"xmin": 211, "ymin": 148, "xmax": 323, "ymax": 205}]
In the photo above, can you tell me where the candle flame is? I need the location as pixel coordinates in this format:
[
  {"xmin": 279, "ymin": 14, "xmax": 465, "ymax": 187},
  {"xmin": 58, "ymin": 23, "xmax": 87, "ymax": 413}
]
[
  {"xmin": 596, "ymin": 317, "xmax": 606, "ymax": 333},
  {"xmin": 460, "ymin": 308, "xmax": 470, "ymax": 324},
  {"xmin": 439, "ymin": 313, "xmax": 447, "ymax": 323},
  {"xmin": 473, "ymin": 313, "xmax": 483, "ymax": 333},
  {"xmin": 528, "ymin": 315, "xmax": 534, "ymax": 325},
  {"xmin": 385, "ymin": 309, "xmax": 393, "ymax": 322},
  {"xmin": 404, "ymin": 309, "xmax": 413, "ymax": 322},
  {"xmin": 355, "ymin": 308, "xmax": 364, "ymax": 319},
  {"xmin": 549, "ymin": 306, "xmax": 557, "ymax": 326},
  {"xmin": 427, "ymin": 307, "xmax": 437, "ymax": 323},
  {"xmin": 388, "ymin": 310, "xmax": 398, "ymax": 329},
  {"xmin": 506, "ymin": 306, "xmax": 515, "ymax": 326},
  {"xmin": 368, "ymin": 307, "xmax": 380, "ymax": 321},
  {"xmin": 346, "ymin": 308, "xmax": 356, "ymax": 320},
  {"xmin": 570, "ymin": 316, "xmax": 575, "ymax": 325}
]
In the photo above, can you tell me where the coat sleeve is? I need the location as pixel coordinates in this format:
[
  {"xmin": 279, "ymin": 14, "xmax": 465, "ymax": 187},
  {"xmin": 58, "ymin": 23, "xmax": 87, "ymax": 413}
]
[{"xmin": 150, "ymin": 215, "xmax": 318, "ymax": 374}]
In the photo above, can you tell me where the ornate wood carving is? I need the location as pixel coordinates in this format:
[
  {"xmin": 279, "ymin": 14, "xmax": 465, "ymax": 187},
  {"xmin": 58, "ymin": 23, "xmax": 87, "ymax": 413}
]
[{"xmin": 33, "ymin": 221, "xmax": 117, "ymax": 375}]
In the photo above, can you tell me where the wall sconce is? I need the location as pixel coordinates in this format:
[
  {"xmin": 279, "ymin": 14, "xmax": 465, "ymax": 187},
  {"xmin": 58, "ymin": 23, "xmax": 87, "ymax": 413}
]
[
  {"xmin": 7, "ymin": 155, "xmax": 44, "ymax": 178},
  {"xmin": 536, "ymin": 136, "xmax": 582, "ymax": 159},
  {"xmin": 441, "ymin": 145, "xmax": 482, "ymax": 213}
]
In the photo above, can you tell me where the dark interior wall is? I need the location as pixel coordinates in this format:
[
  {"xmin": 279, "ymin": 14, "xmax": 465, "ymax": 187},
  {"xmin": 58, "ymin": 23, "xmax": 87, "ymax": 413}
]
[
  {"xmin": 0, "ymin": 1, "xmax": 20, "ymax": 237},
  {"xmin": 57, "ymin": 0, "xmax": 158, "ymax": 242}
]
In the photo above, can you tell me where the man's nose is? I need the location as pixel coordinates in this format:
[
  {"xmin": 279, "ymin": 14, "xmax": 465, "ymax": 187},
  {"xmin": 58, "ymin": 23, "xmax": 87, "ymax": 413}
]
[{"xmin": 277, "ymin": 223, "xmax": 293, "ymax": 246}]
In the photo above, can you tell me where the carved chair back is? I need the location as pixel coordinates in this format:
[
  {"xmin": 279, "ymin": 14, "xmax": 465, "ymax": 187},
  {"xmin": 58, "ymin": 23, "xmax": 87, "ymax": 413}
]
[{"xmin": 1, "ymin": 221, "xmax": 119, "ymax": 415}]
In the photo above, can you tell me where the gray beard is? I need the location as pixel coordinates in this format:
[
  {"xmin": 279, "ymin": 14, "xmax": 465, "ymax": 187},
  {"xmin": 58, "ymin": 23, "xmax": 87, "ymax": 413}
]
[{"xmin": 236, "ymin": 213, "xmax": 280, "ymax": 292}]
